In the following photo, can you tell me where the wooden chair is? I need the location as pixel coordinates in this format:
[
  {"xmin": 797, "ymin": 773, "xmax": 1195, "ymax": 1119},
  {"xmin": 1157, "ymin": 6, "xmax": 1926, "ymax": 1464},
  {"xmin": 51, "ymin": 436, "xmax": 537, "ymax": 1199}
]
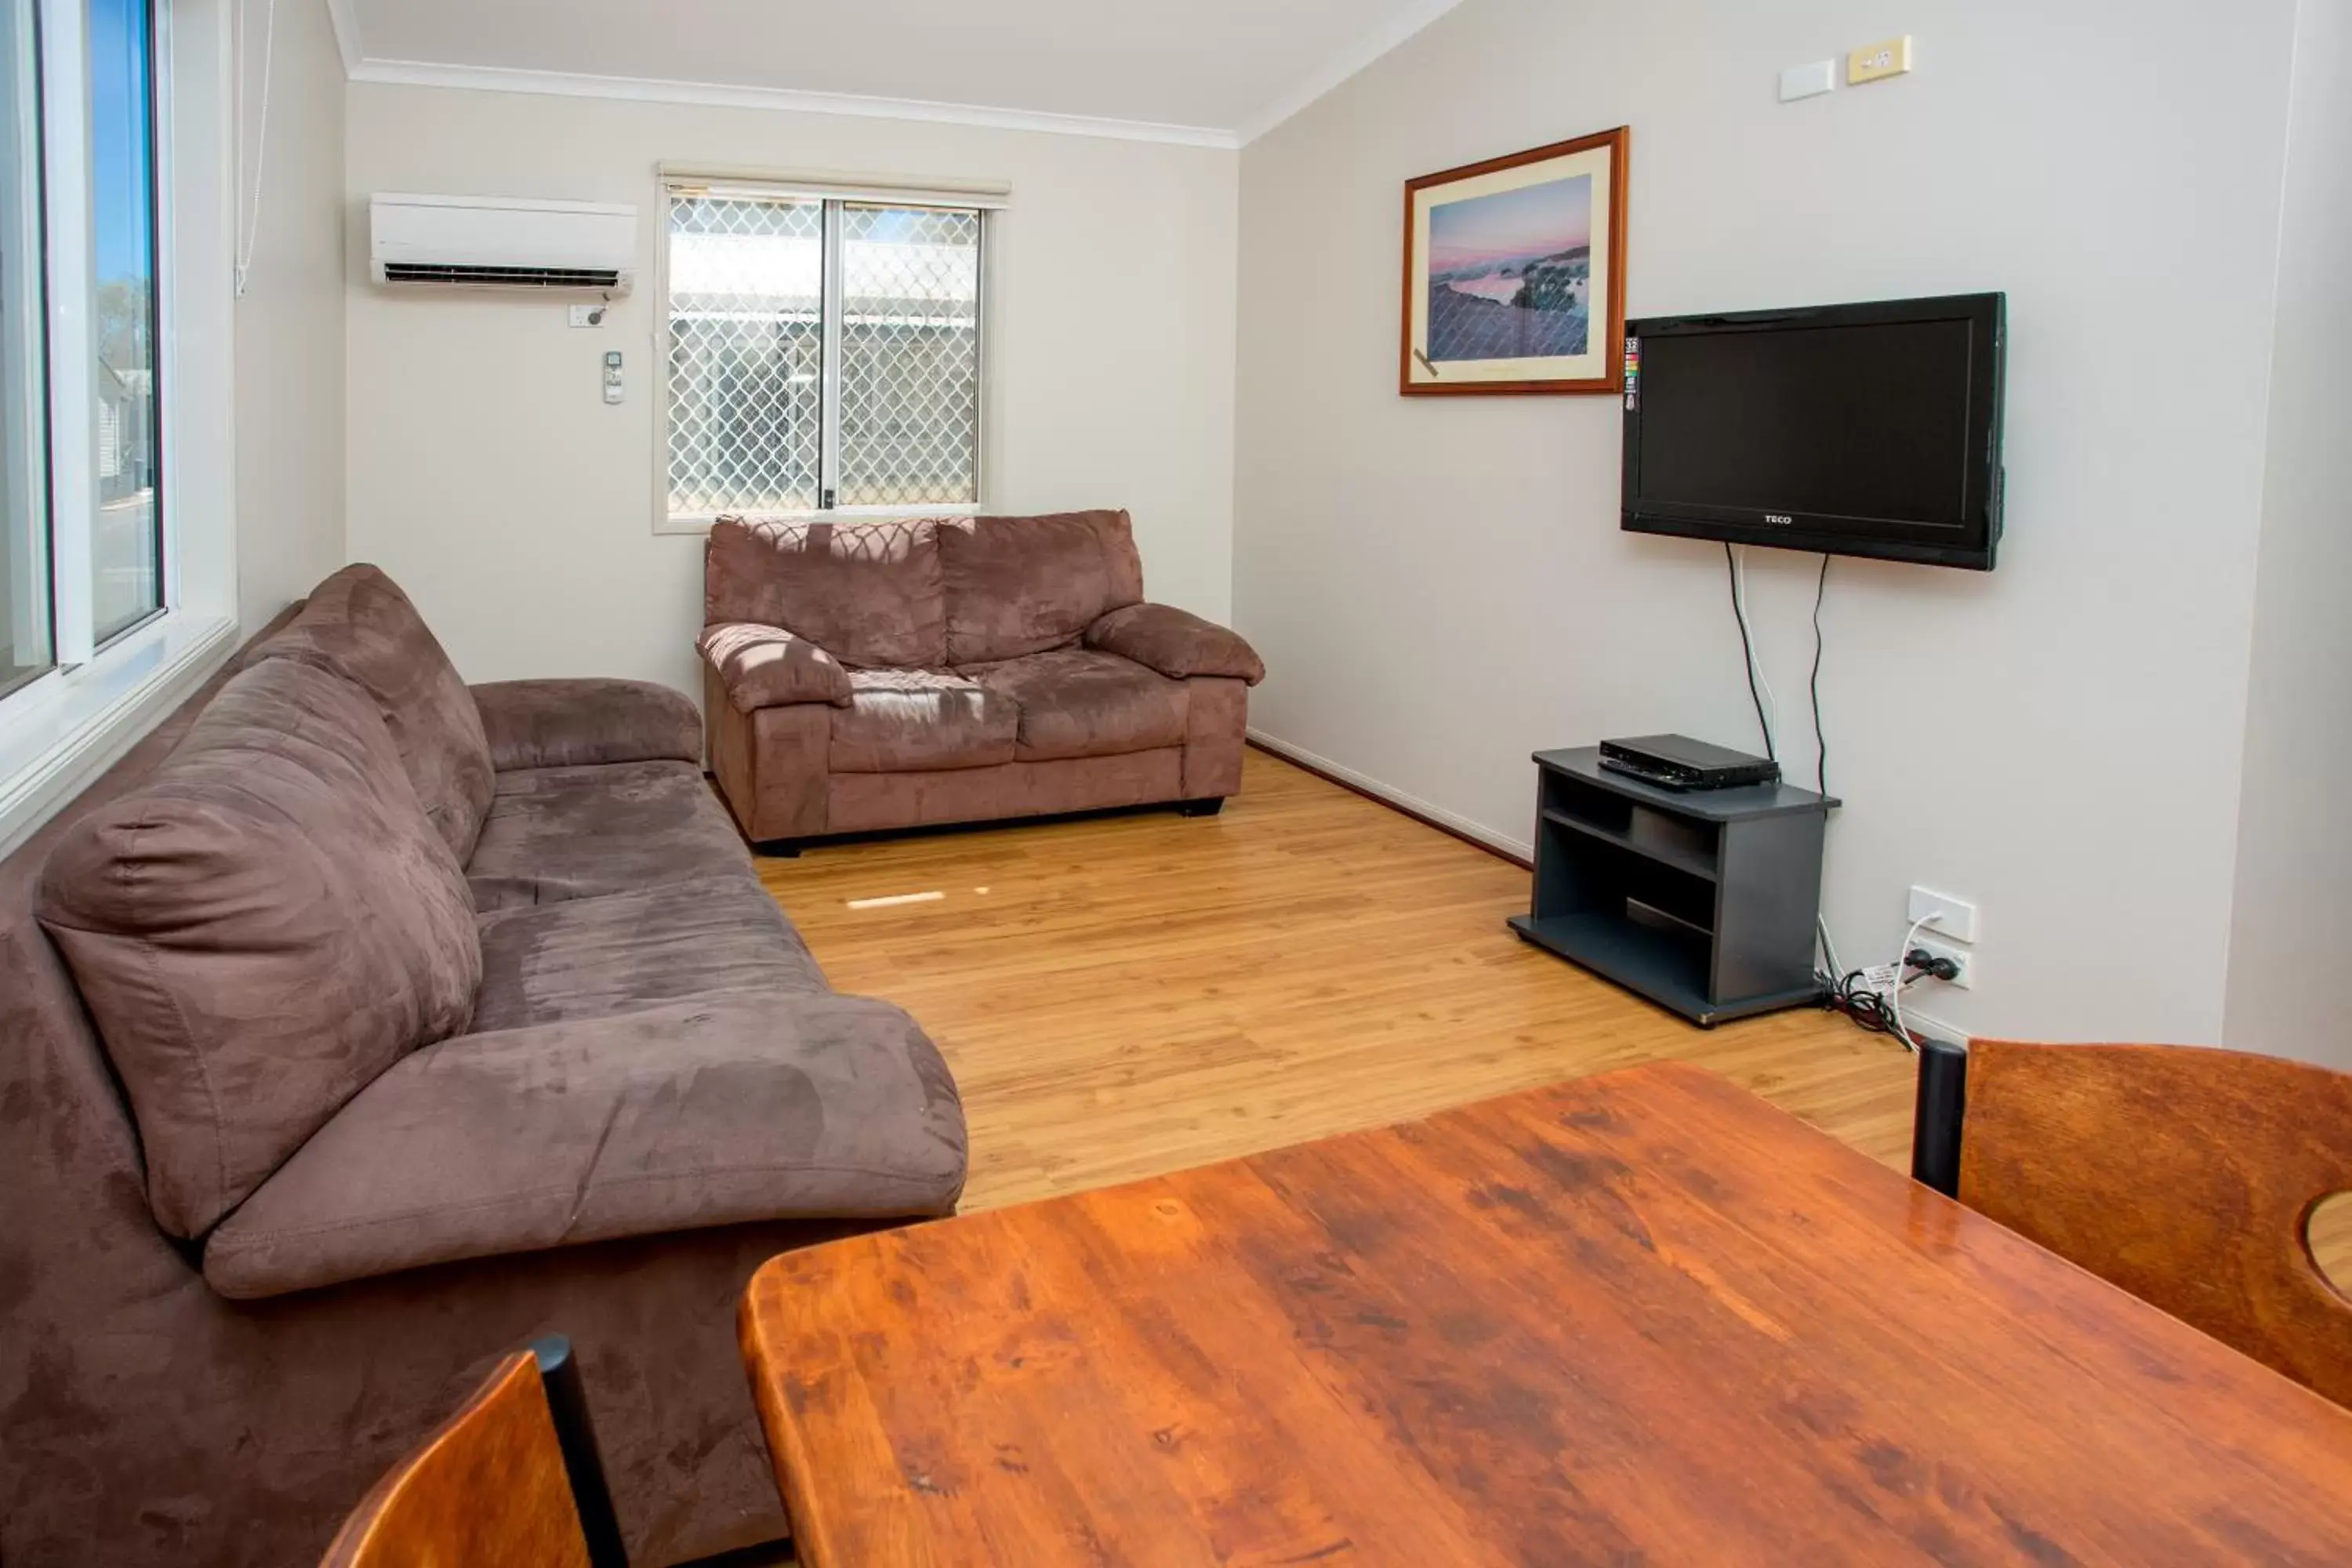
[
  {"xmin": 321, "ymin": 1335, "xmax": 629, "ymax": 1568},
  {"xmin": 1912, "ymin": 1039, "xmax": 2352, "ymax": 1408}
]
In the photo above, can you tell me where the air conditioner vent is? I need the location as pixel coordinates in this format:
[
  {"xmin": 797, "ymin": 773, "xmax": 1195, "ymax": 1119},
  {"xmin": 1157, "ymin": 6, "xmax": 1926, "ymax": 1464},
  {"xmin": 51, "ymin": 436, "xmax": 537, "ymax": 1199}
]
[{"xmin": 380, "ymin": 263, "xmax": 626, "ymax": 290}]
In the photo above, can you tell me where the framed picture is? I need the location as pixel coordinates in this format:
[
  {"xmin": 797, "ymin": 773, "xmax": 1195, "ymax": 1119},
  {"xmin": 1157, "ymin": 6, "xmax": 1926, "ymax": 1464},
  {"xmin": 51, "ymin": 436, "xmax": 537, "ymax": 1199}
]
[{"xmin": 1400, "ymin": 126, "xmax": 1629, "ymax": 396}]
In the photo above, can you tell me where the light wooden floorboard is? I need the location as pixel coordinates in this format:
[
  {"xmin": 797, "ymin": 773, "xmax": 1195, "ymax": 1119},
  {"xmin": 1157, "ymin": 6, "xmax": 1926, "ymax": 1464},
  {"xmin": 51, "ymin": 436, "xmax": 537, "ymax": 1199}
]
[
  {"xmin": 753, "ymin": 747, "xmax": 2352, "ymax": 1288},
  {"xmin": 754, "ymin": 749, "xmax": 2352, "ymax": 1287},
  {"xmin": 757, "ymin": 749, "xmax": 1916, "ymax": 1208}
]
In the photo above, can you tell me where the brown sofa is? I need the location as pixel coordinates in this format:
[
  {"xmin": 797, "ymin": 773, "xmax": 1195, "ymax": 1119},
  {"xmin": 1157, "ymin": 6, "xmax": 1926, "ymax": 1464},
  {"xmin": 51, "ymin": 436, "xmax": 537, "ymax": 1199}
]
[
  {"xmin": 0, "ymin": 566, "xmax": 967, "ymax": 1567},
  {"xmin": 699, "ymin": 510, "xmax": 1265, "ymax": 848}
]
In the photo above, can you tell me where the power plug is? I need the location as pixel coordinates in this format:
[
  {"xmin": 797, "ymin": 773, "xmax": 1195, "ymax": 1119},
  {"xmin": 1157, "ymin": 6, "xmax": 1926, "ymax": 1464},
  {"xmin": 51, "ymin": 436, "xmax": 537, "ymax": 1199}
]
[{"xmin": 1906, "ymin": 937, "xmax": 1973, "ymax": 990}]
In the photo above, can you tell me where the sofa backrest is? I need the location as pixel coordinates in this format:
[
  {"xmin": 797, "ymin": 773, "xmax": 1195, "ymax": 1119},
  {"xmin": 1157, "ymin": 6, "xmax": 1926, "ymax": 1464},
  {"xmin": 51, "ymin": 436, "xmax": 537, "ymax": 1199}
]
[
  {"xmin": 0, "ymin": 607, "xmax": 303, "ymax": 1326},
  {"xmin": 35, "ymin": 657, "xmax": 483, "ymax": 1239},
  {"xmin": 706, "ymin": 517, "xmax": 947, "ymax": 670},
  {"xmin": 938, "ymin": 510, "xmax": 1144, "ymax": 666},
  {"xmin": 255, "ymin": 565, "xmax": 495, "ymax": 861},
  {"xmin": 703, "ymin": 511, "xmax": 1145, "ymax": 670}
]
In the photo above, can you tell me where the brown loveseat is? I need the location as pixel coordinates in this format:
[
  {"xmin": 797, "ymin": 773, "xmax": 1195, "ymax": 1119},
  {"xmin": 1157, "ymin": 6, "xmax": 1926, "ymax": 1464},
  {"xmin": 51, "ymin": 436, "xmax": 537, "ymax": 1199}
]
[
  {"xmin": 699, "ymin": 510, "xmax": 1265, "ymax": 848},
  {"xmin": 0, "ymin": 566, "xmax": 967, "ymax": 1567}
]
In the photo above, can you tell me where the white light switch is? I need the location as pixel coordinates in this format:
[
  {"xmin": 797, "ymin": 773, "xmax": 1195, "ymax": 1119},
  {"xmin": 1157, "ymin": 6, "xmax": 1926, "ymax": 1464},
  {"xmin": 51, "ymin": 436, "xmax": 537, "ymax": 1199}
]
[{"xmin": 1780, "ymin": 60, "xmax": 1836, "ymax": 102}]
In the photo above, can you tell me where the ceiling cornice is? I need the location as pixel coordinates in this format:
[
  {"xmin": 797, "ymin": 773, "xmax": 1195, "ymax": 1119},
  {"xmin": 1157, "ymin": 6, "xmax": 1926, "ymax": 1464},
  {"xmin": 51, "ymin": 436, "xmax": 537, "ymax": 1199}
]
[
  {"xmin": 325, "ymin": 0, "xmax": 1466, "ymax": 151},
  {"xmin": 344, "ymin": 58, "xmax": 1243, "ymax": 151}
]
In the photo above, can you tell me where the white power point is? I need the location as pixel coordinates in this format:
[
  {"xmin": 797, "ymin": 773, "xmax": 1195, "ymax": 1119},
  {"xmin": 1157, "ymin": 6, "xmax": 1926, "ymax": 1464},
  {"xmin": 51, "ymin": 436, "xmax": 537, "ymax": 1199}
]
[{"xmin": 1911, "ymin": 937, "xmax": 1974, "ymax": 991}]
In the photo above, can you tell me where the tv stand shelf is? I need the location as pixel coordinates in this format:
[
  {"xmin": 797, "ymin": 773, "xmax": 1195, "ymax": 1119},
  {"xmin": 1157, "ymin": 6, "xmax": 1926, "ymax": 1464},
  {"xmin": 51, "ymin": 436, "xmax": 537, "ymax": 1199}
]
[{"xmin": 1508, "ymin": 748, "xmax": 1838, "ymax": 1026}]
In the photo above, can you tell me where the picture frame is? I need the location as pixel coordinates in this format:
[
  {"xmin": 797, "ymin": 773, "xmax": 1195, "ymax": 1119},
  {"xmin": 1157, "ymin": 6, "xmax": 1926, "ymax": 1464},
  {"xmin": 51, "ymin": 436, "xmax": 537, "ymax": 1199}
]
[{"xmin": 1400, "ymin": 126, "xmax": 1630, "ymax": 396}]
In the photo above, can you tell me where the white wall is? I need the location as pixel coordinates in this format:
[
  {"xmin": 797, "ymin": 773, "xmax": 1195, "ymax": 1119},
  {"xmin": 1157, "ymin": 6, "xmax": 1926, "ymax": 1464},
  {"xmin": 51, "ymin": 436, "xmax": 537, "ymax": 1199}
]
[
  {"xmin": 1234, "ymin": 0, "xmax": 2300, "ymax": 1044},
  {"xmin": 2224, "ymin": 0, "xmax": 2352, "ymax": 1073},
  {"xmin": 234, "ymin": 0, "xmax": 346, "ymax": 631},
  {"xmin": 343, "ymin": 84, "xmax": 1238, "ymax": 696}
]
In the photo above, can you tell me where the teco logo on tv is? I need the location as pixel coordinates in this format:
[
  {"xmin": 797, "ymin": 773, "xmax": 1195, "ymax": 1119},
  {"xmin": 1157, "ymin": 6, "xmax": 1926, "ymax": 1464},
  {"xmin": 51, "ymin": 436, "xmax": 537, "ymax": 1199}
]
[{"xmin": 1762, "ymin": 514, "xmax": 1795, "ymax": 527}]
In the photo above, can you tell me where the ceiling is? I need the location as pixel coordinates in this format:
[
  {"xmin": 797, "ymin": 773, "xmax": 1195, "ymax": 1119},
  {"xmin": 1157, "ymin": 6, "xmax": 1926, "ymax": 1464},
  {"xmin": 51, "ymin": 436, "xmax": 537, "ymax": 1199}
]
[{"xmin": 336, "ymin": 0, "xmax": 1465, "ymax": 145}]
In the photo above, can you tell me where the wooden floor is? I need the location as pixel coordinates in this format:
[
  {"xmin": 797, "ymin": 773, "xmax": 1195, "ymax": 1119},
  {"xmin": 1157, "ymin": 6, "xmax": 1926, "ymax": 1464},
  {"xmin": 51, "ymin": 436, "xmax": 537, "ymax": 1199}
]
[
  {"xmin": 756, "ymin": 746, "xmax": 2352, "ymax": 1358},
  {"xmin": 758, "ymin": 748, "xmax": 1916, "ymax": 1209}
]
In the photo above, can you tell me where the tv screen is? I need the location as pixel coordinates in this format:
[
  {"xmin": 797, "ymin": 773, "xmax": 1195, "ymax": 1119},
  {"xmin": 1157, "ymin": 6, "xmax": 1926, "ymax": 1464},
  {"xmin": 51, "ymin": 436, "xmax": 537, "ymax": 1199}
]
[{"xmin": 1621, "ymin": 293, "xmax": 2005, "ymax": 569}]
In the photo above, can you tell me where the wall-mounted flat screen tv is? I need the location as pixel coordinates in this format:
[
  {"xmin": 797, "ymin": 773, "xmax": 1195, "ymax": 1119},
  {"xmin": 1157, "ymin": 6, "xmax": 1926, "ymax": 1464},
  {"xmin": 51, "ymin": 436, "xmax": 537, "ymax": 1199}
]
[{"xmin": 1621, "ymin": 292, "xmax": 2005, "ymax": 570}]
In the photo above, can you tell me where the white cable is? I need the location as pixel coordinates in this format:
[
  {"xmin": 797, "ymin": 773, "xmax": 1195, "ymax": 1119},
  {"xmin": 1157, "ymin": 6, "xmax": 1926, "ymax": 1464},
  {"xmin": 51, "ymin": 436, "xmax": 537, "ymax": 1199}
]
[
  {"xmin": 1816, "ymin": 915, "xmax": 1843, "ymax": 985},
  {"xmin": 1733, "ymin": 546, "xmax": 1780, "ymax": 757},
  {"xmin": 233, "ymin": 0, "xmax": 279, "ymax": 299},
  {"xmin": 1888, "ymin": 913, "xmax": 1942, "ymax": 1051}
]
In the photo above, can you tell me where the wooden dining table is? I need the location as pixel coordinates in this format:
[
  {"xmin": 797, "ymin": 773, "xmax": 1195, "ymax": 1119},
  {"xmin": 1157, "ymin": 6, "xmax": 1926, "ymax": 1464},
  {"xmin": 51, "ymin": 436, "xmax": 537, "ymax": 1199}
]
[{"xmin": 738, "ymin": 1061, "xmax": 2352, "ymax": 1565}]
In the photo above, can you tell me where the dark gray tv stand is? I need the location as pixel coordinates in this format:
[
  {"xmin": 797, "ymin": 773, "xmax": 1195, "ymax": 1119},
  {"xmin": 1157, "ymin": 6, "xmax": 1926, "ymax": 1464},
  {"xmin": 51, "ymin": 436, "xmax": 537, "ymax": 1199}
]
[{"xmin": 1508, "ymin": 748, "xmax": 1838, "ymax": 1026}]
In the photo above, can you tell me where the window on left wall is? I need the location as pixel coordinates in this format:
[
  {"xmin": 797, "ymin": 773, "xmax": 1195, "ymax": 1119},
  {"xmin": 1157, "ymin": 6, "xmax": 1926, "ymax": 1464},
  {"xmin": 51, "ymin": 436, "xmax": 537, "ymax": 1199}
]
[{"xmin": 2, "ymin": 0, "xmax": 165, "ymax": 702}]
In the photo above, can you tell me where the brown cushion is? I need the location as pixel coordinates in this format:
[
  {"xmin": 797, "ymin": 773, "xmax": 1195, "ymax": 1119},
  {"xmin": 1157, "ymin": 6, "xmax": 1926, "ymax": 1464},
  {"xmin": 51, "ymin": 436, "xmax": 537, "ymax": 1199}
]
[
  {"xmin": 704, "ymin": 517, "xmax": 945, "ymax": 670},
  {"xmin": 255, "ymin": 564, "xmax": 495, "ymax": 861},
  {"xmin": 471, "ymin": 678, "xmax": 704, "ymax": 771},
  {"xmin": 696, "ymin": 622, "xmax": 855, "ymax": 711},
  {"xmin": 472, "ymin": 878, "xmax": 829, "ymax": 1036},
  {"xmin": 829, "ymin": 668, "xmax": 1018, "ymax": 772},
  {"xmin": 34, "ymin": 659, "xmax": 481, "ymax": 1239},
  {"xmin": 466, "ymin": 759, "xmax": 757, "ymax": 913},
  {"xmin": 938, "ymin": 511, "xmax": 1145, "ymax": 665},
  {"xmin": 964, "ymin": 648, "xmax": 1189, "ymax": 761},
  {"xmin": 1086, "ymin": 602, "xmax": 1266, "ymax": 684},
  {"xmin": 201, "ymin": 993, "xmax": 968, "ymax": 1299}
]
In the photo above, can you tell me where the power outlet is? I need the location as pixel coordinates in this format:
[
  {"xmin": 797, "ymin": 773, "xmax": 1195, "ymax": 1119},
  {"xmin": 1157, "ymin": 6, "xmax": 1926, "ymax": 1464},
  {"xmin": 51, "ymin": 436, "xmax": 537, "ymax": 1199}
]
[
  {"xmin": 1907, "ymin": 886, "xmax": 1980, "ymax": 944},
  {"xmin": 1911, "ymin": 936, "xmax": 1974, "ymax": 991}
]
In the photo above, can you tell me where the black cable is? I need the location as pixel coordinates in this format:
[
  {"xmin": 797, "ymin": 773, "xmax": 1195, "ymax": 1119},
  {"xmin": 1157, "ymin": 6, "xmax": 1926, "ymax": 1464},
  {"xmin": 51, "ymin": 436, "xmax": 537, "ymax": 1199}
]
[
  {"xmin": 1823, "ymin": 964, "xmax": 1926, "ymax": 1046},
  {"xmin": 1809, "ymin": 554, "xmax": 1831, "ymax": 797},
  {"xmin": 1723, "ymin": 542, "xmax": 1773, "ymax": 762}
]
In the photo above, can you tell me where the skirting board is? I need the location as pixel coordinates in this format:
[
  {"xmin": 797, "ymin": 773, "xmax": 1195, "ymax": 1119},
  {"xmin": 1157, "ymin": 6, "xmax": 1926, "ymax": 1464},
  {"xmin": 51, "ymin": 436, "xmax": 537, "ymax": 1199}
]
[
  {"xmin": 1245, "ymin": 730, "xmax": 1969, "ymax": 1046},
  {"xmin": 1245, "ymin": 729, "xmax": 1534, "ymax": 869}
]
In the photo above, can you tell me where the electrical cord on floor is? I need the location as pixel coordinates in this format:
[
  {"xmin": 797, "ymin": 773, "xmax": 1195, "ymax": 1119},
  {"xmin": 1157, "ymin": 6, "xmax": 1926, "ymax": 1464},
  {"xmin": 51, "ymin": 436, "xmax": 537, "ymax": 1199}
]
[
  {"xmin": 1724, "ymin": 542, "xmax": 1776, "ymax": 761},
  {"xmin": 1822, "ymin": 915, "xmax": 1955, "ymax": 1051},
  {"xmin": 1825, "ymin": 966, "xmax": 1917, "ymax": 1039}
]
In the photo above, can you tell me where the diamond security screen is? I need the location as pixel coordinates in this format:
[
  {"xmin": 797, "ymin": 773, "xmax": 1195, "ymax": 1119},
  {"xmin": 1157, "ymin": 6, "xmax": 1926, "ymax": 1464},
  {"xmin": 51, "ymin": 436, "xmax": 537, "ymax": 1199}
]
[{"xmin": 665, "ymin": 187, "xmax": 983, "ymax": 521}]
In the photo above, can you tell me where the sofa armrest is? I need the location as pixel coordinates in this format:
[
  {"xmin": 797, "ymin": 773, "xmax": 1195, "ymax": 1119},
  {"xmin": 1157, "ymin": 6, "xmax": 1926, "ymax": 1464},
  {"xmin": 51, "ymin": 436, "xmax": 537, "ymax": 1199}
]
[
  {"xmin": 697, "ymin": 621, "xmax": 855, "ymax": 712},
  {"xmin": 471, "ymin": 678, "xmax": 702, "ymax": 772},
  {"xmin": 1086, "ymin": 602, "xmax": 1265, "ymax": 684},
  {"xmin": 201, "ymin": 993, "xmax": 967, "ymax": 1300}
]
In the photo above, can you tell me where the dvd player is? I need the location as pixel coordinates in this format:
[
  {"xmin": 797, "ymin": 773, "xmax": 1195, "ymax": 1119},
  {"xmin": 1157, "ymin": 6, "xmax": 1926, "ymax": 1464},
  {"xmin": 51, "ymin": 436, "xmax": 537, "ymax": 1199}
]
[{"xmin": 1597, "ymin": 734, "xmax": 1780, "ymax": 792}]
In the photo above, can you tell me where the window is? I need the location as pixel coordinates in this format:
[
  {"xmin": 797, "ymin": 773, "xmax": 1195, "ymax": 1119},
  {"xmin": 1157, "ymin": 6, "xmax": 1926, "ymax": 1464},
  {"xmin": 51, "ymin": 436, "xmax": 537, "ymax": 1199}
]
[
  {"xmin": 87, "ymin": 0, "xmax": 163, "ymax": 644},
  {"xmin": 662, "ymin": 176, "xmax": 991, "ymax": 527},
  {"xmin": 0, "ymin": 0, "xmax": 48, "ymax": 698},
  {"xmin": 0, "ymin": 0, "xmax": 165, "ymax": 702}
]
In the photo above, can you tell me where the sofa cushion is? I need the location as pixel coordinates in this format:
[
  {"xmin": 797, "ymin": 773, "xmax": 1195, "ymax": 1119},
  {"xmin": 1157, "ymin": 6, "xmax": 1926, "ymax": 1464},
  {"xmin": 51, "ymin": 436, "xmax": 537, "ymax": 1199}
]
[
  {"xmin": 201, "ymin": 993, "xmax": 968, "ymax": 1299},
  {"xmin": 938, "ymin": 510, "xmax": 1145, "ymax": 665},
  {"xmin": 255, "ymin": 564, "xmax": 495, "ymax": 861},
  {"xmin": 472, "ymin": 678, "xmax": 703, "ymax": 772},
  {"xmin": 964, "ymin": 648, "xmax": 1189, "ymax": 762},
  {"xmin": 34, "ymin": 659, "xmax": 481, "ymax": 1240},
  {"xmin": 473, "ymin": 878, "xmax": 828, "ymax": 1035},
  {"xmin": 466, "ymin": 759, "xmax": 754, "ymax": 912},
  {"xmin": 829, "ymin": 668, "xmax": 1018, "ymax": 773},
  {"xmin": 705, "ymin": 517, "xmax": 945, "ymax": 670}
]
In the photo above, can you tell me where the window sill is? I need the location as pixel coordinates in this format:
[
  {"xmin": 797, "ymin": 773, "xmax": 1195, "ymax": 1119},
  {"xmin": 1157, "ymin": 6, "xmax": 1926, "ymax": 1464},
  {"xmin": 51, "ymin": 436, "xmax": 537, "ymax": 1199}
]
[
  {"xmin": 656, "ymin": 503, "xmax": 984, "ymax": 537},
  {"xmin": 0, "ymin": 610, "xmax": 239, "ymax": 859}
]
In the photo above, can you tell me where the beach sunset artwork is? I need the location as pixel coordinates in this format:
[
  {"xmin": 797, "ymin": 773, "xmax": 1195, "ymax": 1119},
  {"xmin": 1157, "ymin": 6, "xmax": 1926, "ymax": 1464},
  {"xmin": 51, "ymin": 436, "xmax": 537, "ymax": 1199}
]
[
  {"xmin": 1426, "ymin": 175, "xmax": 1592, "ymax": 362},
  {"xmin": 1403, "ymin": 128, "xmax": 1628, "ymax": 395}
]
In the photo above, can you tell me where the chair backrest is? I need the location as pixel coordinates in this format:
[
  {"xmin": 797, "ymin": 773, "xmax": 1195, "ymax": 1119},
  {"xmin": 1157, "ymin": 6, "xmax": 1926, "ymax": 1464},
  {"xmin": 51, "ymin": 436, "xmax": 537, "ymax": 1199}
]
[
  {"xmin": 1912, "ymin": 1039, "xmax": 2352, "ymax": 1407},
  {"xmin": 320, "ymin": 1336, "xmax": 627, "ymax": 1568}
]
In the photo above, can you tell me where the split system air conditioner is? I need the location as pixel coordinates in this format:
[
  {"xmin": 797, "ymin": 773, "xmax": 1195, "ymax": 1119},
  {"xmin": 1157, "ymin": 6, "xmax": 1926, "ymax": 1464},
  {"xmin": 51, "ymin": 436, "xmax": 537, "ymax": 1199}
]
[{"xmin": 369, "ymin": 194, "xmax": 639, "ymax": 293}]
